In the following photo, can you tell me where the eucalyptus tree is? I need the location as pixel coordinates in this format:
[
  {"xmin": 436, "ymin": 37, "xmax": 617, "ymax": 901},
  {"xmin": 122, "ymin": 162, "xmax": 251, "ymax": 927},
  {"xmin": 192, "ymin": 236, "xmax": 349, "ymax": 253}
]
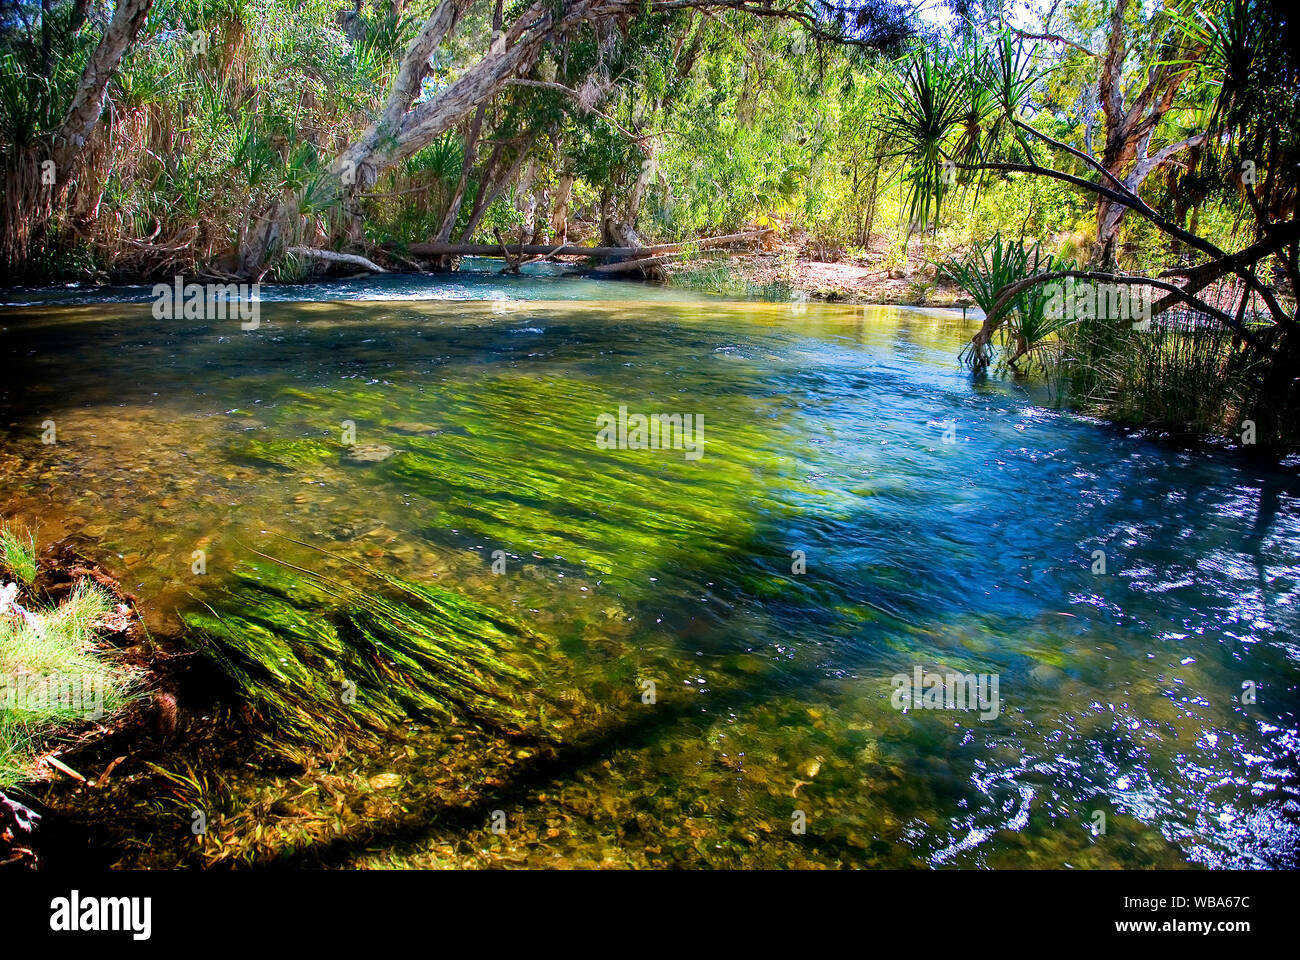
[
  {"xmin": 235, "ymin": 0, "xmax": 926, "ymax": 274},
  {"xmin": 1078, "ymin": 0, "xmax": 1208, "ymax": 267}
]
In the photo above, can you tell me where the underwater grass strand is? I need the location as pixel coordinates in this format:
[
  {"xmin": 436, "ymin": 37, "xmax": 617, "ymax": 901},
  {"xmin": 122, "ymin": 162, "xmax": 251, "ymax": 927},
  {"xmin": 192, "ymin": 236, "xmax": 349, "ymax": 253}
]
[{"xmin": 180, "ymin": 548, "xmax": 593, "ymax": 760}]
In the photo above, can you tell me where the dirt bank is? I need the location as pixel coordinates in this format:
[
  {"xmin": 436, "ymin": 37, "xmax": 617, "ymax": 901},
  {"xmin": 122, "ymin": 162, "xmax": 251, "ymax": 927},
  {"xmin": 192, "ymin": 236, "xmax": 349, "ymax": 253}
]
[{"xmin": 662, "ymin": 233, "xmax": 972, "ymax": 307}]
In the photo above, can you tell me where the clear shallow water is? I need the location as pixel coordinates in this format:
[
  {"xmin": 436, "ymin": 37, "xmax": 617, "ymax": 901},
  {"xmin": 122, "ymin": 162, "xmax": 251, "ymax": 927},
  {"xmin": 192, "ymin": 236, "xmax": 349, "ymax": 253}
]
[{"xmin": 1, "ymin": 281, "xmax": 1297, "ymax": 869}]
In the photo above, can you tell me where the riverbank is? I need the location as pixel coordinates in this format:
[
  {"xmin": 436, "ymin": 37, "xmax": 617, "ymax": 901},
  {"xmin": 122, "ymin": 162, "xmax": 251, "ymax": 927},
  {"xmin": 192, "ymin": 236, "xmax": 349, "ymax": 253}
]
[
  {"xmin": 2, "ymin": 232, "xmax": 965, "ymax": 311},
  {"xmin": 0, "ymin": 523, "xmax": 160, "ymax": 867},
  {"xmin": 660, "ymin": 233, "xmax": 970, "ymax": 308}
]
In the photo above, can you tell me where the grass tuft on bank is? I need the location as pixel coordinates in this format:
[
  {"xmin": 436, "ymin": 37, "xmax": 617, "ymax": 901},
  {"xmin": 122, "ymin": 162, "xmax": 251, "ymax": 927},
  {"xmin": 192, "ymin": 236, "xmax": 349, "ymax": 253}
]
[{"xmin": 1, "ymin": 524, "xmax": 141, "ymax": 791}]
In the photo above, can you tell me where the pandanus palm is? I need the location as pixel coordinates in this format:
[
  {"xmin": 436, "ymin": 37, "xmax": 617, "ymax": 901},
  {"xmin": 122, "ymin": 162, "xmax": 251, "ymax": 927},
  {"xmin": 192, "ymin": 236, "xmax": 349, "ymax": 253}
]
[
  {"xmin": 879, "ymin": 46, "xmax": 964, "ymax": 234},
  {"xmin": 879, "ymin": 33, "xmax": 1041, "ymax": 236},
  {"xmin": 941, "ymin": 233, "xmax": 1073, "ymax": 372}
]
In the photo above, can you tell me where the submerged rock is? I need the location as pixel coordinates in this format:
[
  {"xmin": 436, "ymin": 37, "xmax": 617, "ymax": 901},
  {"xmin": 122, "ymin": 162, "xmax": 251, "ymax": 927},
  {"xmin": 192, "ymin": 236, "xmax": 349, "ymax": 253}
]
[
  {"xmin": 798, "ymin": 756, "xmax": 824, "ymax": 779},
  {"xmin": 1029, "ymin": 664, "xmax": 1064, "ymax": 688},
  {"xmin": 345, "ymin": 443, "xmax": 396, "ymax": 463},
  {"xmin": 331, "ymin": 518, "xmax": 385, "ymax": 540},
  {"xmin": 388, "ymin": 422, "xmax": 440, "ymax": 435}
]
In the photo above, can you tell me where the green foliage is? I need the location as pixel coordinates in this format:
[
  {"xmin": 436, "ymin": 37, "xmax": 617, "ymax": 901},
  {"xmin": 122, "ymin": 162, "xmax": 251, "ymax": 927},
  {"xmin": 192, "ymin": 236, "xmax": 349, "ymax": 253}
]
[
  {"xmin": 0, "ymin": 526, "xmax": 37, "ymax": 586},
  {"xmin": 1168, "ymin": 0, "xmax": 1297, "ymax": 220},
  {"xmin": 940, "ymin": 233, "xmax": 1073, "ymax": 371},
  {"xmin": 1, "ymin": 526, "xmax": 142, "ymax": 790},
  {"xmin": 880, "ymin": 46, "xmax": 964, "ymax": 233},
  {"xmin": 0, "ymin": 55, "xmax": 59, "ymax": 148}
]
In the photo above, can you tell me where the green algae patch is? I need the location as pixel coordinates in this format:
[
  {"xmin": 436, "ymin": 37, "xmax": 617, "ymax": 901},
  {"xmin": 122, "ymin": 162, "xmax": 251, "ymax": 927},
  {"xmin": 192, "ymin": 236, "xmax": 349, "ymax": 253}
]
[{"xmin": 227, "ymin": 437, "xmax": 339, "ymax": 471}]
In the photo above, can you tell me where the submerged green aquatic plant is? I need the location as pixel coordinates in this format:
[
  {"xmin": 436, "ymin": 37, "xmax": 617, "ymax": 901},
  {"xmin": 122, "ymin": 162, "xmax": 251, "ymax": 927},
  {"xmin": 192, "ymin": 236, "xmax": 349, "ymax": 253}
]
[
  {"xmin": 227, "ymin": 437, "xmax": 338, "ymax": 470},
  {"xmin": 299, "ymin": 373, "xmax": 782, "ymax": 583},
  {"xmin": 181, "ymin": 542, "xmax": 590, "ymax": 765}
]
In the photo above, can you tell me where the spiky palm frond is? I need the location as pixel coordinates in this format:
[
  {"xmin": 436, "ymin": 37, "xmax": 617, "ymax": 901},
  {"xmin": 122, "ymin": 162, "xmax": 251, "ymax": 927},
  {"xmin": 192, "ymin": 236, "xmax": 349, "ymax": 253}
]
[{"xmin": 879, "ymin": 46, "xmax": 965, "ymax": 234}]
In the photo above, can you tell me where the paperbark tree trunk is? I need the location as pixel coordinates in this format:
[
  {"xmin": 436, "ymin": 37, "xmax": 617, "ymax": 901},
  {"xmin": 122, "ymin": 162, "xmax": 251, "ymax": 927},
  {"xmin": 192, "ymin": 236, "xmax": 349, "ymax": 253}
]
[
  {"xmin": 434, "ymin": 105, "xmax": 487, "ymax": 244},
  {"xmin": 239, "ymin": 0, "xmax": 483, "ymax": 273},
  {"xmin": 237, "ymin": 0, "xmax": 861, "ymax": 276},
  {"xmin": 50, "ymin": 0, "xmax": 154, "ymax": 187},
  {"xmin": 550, "ymin": 173, "xmax": 574, "ymax": 244},
  {"xmin": 459, "ymin": 129, "xmax": 542, "ymax": 242},
  {"xmin": 239, "ymin": 0, "xmax": 700, "ymax": 275},
  {"xmin": 432, "ymin": 0, "xmax": 502, "ymax": 248},
  {"xmin": 3, "ymin": 0, "xmax": 154, "ymax": 270},
  {"xmin": 1092, "ymin": 0, "xmax": 1199, "ymax": 267}
]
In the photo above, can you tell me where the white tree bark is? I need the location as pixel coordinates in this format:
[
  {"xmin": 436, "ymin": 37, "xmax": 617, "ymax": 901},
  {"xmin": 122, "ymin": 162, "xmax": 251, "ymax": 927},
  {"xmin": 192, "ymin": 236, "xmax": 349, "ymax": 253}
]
[{"xmin": 52, "ymin": 0, "xmax": 155, "ymax": 184}]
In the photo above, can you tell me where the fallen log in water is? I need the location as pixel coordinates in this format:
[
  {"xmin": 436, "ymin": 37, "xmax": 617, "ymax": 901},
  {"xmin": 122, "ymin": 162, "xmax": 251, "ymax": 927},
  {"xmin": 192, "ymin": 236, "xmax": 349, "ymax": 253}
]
[
  {"xmin": 592, "ymin": 228, "xmax": 776, "ymax": 275},
  {"xmin": 288, "ymin": 246, "xmax": 387, "ymax": 273},
  {"xmin": 588, "ymin": 252, "xmax": 685, "ymax": 275},
  {"xmin": 397, "ymin": 229, "xmax": 771, "ymax": 262}
]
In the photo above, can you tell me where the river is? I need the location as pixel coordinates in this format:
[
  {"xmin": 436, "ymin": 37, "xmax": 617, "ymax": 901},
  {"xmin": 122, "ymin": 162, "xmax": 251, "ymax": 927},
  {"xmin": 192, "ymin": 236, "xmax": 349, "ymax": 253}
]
[{"xmin": 1, "ymin": 271, "xmax": 1296, "ymax": 868}]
